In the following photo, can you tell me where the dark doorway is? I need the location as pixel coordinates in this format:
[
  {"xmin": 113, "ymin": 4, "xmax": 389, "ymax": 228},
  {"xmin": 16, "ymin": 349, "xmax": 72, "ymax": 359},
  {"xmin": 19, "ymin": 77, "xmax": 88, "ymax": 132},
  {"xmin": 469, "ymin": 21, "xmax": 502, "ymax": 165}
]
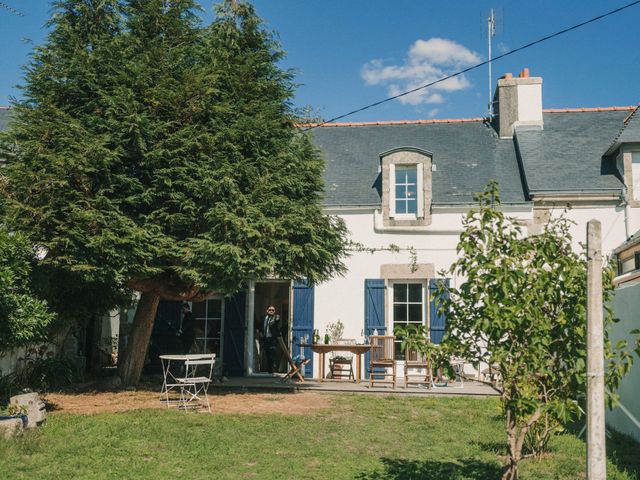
[{"xmin": 254, "ymin": 281, "xmax": 290, "ymax": 374}]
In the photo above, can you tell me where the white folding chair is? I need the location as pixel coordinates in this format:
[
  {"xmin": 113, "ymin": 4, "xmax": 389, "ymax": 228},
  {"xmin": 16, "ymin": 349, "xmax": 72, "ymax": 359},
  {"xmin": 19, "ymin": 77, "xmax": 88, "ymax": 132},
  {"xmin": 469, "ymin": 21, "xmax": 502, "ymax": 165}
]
[{"xmin": 176, "ymin": 354, "xmax": 216, "ymax": 413}]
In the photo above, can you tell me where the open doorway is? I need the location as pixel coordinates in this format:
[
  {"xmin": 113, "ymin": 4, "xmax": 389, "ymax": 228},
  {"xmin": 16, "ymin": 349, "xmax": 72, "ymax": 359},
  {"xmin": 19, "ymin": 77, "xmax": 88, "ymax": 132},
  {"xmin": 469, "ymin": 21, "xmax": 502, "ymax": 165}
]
[{"xmin": 254, "ymin": 281, "xmax": 290, "ymax": 374}]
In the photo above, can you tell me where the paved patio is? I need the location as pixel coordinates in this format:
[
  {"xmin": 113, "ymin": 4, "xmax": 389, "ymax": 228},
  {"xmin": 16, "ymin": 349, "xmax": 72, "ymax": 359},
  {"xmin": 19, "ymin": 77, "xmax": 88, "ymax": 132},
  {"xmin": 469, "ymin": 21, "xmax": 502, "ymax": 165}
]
[{"xmin": 215, "ymin": 375, "xmax": 499, "ymax": 396}]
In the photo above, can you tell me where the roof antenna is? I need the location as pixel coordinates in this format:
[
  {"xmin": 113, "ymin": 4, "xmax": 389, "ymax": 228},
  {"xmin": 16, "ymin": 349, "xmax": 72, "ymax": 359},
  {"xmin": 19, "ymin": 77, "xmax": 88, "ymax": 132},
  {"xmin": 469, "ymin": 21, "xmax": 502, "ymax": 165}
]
[{"xmin": 487, "ymin": 8, "xmax": 496, "ymax": 119}]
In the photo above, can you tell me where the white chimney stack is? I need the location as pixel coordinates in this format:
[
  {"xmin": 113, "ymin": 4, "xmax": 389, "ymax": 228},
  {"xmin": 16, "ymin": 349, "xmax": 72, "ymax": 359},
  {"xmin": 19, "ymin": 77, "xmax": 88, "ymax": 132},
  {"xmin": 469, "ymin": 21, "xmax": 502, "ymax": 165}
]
[{"xmin": 493, "ymin": 67, "xmax": 543, "ymax": 138}]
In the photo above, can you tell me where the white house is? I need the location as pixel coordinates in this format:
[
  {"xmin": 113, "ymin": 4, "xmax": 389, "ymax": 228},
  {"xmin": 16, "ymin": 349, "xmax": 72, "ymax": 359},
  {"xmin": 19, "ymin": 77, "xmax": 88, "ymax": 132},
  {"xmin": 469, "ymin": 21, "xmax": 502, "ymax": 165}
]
[{"xmin": 135, "ymin": 68, "xmax": 640, "ymax": 381}]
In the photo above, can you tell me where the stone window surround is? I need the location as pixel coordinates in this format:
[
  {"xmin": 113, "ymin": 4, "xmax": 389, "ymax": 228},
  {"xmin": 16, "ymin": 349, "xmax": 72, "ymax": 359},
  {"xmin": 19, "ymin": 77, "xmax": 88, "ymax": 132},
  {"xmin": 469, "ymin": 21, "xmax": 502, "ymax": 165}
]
[
  {"xmin": 620, "ymin": 144, "xmax": 640, "ymax": 207},
  {"xmin": 380, "ymin": 147, "xmax": 433, "ymax": 227}
]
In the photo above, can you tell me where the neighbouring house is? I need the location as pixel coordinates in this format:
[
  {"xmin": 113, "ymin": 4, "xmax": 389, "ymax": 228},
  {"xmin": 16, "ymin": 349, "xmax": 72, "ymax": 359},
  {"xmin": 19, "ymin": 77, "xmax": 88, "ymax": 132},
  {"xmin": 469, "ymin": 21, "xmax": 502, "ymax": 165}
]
[{"xmin": 609, "ymin": 230, "xmax": 640, "ymax": 441}]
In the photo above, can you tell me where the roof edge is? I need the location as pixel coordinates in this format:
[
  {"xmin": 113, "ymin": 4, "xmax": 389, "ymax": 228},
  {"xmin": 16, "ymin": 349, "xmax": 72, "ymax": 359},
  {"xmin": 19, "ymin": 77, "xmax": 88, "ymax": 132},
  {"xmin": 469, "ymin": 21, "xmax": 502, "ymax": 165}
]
[{"xmin": 299, "ymin": 106, "xmax": 637, "ymax": 128}]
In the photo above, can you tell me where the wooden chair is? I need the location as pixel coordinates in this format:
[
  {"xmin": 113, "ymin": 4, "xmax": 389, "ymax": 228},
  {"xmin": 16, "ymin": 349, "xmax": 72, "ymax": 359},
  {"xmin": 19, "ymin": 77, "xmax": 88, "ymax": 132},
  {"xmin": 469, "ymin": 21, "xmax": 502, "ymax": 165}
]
[
  {"xmin": 329, "ymin": 339, "xmax": 355, "ymax": 381},
  {"xmin": 368, "ymin": 335, "xmax": 396, "ymax": 388},
  {"xmin": 277, "ymin": 337, "xmax": 309, "ymax": 383},
  {"xmin": 404, "ymin": 347, "xmax": 432, "ymax": 389}
]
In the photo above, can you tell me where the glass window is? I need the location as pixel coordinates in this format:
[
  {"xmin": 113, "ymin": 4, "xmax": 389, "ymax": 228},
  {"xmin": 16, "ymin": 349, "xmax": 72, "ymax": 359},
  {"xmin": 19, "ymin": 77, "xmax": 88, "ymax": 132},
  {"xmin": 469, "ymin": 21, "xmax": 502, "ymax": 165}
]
[
  {"xmin": 192, "ymin": 298, "xmax": 223, "ymax": 356},
  {"xmin": 392, "ymin": 282, "xmax": 424, "ymax": 359},
  {"xmin": 395, "ymin": 165, "xmax": 418, "ymax": 215}
]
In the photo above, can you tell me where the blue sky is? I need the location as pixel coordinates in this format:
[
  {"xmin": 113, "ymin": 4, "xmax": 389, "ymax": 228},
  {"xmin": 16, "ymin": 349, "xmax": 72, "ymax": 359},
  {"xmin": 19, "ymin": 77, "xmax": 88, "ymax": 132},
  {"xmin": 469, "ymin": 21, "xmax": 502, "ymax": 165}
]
[{"xmin": 0, "ymin": 1, "xmax": 638, "ymax": 122}]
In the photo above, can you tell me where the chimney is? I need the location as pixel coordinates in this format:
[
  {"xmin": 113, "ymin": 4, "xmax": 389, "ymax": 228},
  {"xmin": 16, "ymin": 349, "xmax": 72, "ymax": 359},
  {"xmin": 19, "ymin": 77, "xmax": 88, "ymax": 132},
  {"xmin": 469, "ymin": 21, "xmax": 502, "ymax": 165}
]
[{"xmin": 493, "ymin": 67, "xmax": 543, "ymax": 138}]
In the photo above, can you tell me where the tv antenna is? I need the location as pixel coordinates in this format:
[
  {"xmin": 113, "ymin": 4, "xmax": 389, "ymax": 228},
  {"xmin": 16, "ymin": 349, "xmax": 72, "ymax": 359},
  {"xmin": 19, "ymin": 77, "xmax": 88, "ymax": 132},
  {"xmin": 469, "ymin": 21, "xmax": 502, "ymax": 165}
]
[
  {"xmin": 0, "ymin": 2, "xmax": 24, "ymax": 17},
  {"xmin": 487, "ymin": 8, "xmax": 496, "ymax": 118}
]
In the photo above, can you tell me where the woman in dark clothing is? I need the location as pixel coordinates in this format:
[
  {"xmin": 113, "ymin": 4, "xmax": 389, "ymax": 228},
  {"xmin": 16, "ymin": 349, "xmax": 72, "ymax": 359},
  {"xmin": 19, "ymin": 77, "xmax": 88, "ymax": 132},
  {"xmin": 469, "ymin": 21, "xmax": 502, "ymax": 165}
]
[{"xmin": 178, "ymin": 303, "xmax": 196, "ymax": 354}]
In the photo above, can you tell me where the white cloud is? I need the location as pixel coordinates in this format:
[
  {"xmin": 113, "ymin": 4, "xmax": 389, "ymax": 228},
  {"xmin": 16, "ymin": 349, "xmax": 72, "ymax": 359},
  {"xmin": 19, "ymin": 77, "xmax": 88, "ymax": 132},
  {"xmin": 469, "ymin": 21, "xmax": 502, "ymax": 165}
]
[{"xmin": 361, "ymin": 37, "xmax": 481, "ymax": 107}]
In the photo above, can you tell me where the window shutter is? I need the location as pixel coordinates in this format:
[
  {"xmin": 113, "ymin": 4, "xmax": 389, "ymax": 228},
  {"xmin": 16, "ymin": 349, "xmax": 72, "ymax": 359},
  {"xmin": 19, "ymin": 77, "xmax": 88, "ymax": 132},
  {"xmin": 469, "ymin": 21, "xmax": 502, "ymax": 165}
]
[
  {"xmin": 389, "ymin": 164, "xmax": 396, "ymax": 218},
  {"xmin": 292, "ymin": 280, "xmax": 314, "ymax": 377},
  {"xmin": 416, "ymin": 163, "xmax": 424, "ymax": 218},
  {"xmin": 364, "ymin": 279, "xmax": 386, "ymax": 378},
  {"xmin": 428, "ymin": 279, "xmax": 450, "ymax": 344},
  {"xmin": 223, "ymin": 291, "xmax": 246, "ymax": 376}
]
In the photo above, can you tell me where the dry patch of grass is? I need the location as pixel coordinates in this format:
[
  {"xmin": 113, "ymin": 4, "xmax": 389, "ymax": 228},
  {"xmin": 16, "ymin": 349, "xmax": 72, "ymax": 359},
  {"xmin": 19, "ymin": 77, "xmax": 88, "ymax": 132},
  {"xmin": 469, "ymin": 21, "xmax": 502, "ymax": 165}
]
[{"xmin": 45, "ymin": 390, "xmax": 332, "ymax": 415}]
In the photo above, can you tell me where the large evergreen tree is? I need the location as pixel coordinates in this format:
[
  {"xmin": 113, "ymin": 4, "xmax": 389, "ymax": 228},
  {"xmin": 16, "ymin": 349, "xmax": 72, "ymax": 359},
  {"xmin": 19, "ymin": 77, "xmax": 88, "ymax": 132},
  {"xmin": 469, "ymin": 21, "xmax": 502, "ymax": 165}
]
[{"xmin": 1, "ymin": 0, "xmax": 347, "ymax": 385}]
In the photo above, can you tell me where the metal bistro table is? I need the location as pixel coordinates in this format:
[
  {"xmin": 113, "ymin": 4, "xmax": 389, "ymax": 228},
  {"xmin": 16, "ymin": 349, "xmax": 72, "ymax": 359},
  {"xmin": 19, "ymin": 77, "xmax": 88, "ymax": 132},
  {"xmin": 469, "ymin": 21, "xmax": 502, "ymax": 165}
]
[
  {"xmin": 159, "ymin": 353, "xmax": 216, "ymax": 406},
  {"xmin": 301, "ymin": 344, "xmax": 372, "ymax": 383}
]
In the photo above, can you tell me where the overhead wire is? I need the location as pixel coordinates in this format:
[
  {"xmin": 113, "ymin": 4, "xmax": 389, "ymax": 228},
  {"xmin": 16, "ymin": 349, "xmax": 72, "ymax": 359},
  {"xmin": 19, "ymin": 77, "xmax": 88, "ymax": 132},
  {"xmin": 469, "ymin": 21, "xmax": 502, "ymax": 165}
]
[{"xmin": 301, "ymin": 0, "xmax": 640, "ymax": 131}]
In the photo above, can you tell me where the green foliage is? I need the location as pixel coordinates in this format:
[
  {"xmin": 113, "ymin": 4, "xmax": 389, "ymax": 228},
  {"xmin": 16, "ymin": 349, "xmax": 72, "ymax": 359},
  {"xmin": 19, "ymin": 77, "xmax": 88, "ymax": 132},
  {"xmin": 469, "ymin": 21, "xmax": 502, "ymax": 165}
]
[
  {"xmin": 1, "ymin": 0, "xmax": 348, "ymax": 307},
  {"xmin": 438, "ymin": 181, "xmax": 639, "ymax": 474},
  {"xmin": 394, "ymin": 324, "xmax": 452, "ymax": 375},
  {"xmin": 0, "ymin": 227, "xmax": 54, "ymax": 351}
]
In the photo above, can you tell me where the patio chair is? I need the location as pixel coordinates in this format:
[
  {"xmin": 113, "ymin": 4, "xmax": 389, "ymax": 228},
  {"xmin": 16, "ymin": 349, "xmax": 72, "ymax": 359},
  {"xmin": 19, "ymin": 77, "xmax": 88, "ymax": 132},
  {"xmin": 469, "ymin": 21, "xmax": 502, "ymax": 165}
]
[
  {"xmin": 368, "ymin": 335, "xmax": 396, "ymax": 389},
  {"xmin": 277, "ymin": 337, "xmax": 309, "ymax": 383},
  {"xmin": 404, "ymin": 347, "xmax": 432, "ymax": 389},
  {"xmin": 329, "ymin": 339, "xmax": 355, "ymax": 381},
  {"xmin": 176, "ymin": 354, "xmax": 216, "ymax": 413}
]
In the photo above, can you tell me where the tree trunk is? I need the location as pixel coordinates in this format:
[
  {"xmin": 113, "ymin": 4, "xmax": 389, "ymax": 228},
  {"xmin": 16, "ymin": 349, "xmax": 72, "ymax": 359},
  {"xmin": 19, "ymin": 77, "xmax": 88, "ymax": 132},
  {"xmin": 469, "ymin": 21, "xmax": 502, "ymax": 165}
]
[{"xmin": 118, "ymin": 291, "xmax": 161, "ymax": 387}]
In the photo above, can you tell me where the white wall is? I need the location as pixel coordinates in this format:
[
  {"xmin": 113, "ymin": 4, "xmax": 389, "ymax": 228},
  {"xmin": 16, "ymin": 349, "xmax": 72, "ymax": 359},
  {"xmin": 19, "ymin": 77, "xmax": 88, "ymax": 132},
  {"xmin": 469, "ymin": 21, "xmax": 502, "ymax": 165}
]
[{"xmin": 547, "ymin": 205, "xmax": 630, "ymax": 256}]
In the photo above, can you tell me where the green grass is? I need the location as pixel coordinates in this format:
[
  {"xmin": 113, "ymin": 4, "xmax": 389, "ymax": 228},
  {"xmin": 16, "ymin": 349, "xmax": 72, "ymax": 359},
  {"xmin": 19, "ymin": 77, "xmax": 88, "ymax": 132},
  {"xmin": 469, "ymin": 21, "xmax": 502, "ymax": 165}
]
[{"xmin": 0, "ymin": 394, "xmax": 638, "ymax": 479}]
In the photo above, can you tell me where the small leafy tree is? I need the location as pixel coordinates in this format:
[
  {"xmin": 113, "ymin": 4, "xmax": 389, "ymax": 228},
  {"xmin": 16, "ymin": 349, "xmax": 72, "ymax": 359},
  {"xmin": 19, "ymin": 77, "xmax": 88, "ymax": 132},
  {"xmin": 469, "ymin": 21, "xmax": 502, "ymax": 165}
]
[
  {"xmin": 438, "ymin": 181, "xmax": 638, "ymax": 480},
  {"xmin": 0, "ymin": 226, "xmax": 54, "ymax": 352}
]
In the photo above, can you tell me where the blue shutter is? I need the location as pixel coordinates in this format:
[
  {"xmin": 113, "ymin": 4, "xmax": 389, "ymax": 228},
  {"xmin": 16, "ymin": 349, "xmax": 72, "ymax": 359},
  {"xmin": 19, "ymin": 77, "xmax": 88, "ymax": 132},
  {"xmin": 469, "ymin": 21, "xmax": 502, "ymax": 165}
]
[
  {"xmin": 364, "ymin": 279, "xmax": 386, "ymax": 378},
  {"xmin": 223, "ymin": 291, "xmax": 246, "ymax": 376},
  {"xmin": 292, "ymin": 280, "xmax": 314, "ymax": 377},
  {"xmin": 429, "ymin": 279, "xmax": 450, "ymax": 344}
]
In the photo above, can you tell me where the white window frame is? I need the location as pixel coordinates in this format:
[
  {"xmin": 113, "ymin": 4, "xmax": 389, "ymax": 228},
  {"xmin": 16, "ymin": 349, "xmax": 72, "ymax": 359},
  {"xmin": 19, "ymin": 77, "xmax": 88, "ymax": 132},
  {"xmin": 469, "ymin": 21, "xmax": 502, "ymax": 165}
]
[
  {"xmin": 389, "ymin": 163, "xmax": 423, "ymax": 219},
  {"xmin": 388, "ymin": 281, "xmax": 427, "ymax": 361},
  {"xmin": 191, "ymin": 296, "xmax": 225, "ymax": 356}
]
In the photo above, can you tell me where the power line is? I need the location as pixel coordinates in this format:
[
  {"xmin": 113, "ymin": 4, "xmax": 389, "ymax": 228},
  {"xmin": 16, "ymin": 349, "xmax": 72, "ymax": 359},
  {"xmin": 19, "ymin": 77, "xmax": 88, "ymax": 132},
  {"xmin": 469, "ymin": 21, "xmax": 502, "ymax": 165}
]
[
  {"xmin": 302, "ymin": 0, "xmax": 640, "ymax": 131},
  {"xmin": 0, "ymin": 2, "xmax": 25, "ymax": 17}
]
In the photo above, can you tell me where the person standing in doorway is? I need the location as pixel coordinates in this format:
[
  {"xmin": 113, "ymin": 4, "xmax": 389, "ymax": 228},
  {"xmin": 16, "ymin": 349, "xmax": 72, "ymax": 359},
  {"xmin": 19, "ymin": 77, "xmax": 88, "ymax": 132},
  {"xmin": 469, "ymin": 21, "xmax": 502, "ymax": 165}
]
[
  {"xmin": 178, "ymin": 303, "xmax": 196, "ymax": 354},
  {"xmin": 260, "ymin": 305, "xmax": 280, "ymax": 373}
]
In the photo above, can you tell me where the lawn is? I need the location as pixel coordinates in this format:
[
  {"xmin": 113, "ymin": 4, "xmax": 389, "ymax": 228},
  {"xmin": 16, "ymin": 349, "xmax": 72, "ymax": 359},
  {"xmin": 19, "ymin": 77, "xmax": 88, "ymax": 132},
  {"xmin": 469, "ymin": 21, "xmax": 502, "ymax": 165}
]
[{"xmin": 0, "ymin": 393, "xmax": 638, "ymax": 479}]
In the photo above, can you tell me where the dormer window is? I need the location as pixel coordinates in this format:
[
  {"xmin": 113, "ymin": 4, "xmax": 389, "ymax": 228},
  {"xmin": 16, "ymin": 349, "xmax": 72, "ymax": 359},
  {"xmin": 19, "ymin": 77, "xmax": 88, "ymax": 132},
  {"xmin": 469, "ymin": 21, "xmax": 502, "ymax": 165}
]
[{"xmin": 380, "ymin": 148, "xmax": 432, "ymax": 227}]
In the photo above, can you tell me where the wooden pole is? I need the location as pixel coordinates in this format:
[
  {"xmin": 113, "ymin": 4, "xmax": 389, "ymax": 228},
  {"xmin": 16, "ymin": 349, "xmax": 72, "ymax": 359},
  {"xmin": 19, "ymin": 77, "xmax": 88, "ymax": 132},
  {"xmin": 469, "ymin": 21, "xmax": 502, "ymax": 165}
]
[{"xmin": 586, "ymin": 219, "xmax": 606, "ymax": 480}]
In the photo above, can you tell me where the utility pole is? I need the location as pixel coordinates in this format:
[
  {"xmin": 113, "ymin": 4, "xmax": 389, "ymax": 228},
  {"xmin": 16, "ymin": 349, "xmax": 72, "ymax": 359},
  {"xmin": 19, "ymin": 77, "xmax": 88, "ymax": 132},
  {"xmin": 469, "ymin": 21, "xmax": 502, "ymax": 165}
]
[
  {"xmin": 487, "ymin": 8, "xmax": 495, "ymax": 118},
  {"xmin": 586, "ymin": 219, "xmax": 606, "ymax": 480}
]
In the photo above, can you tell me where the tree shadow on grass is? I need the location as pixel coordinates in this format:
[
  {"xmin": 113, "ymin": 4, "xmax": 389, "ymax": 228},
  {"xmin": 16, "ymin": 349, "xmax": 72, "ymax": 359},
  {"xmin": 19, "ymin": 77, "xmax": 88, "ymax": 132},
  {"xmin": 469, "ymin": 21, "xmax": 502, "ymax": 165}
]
[
  {"xmin": 356, "ymin": 457, "xmax": 503, "ymax": 480},
  {"xmin": 606, "ymin": 430, "xmax": 640, "ymax": 479}
]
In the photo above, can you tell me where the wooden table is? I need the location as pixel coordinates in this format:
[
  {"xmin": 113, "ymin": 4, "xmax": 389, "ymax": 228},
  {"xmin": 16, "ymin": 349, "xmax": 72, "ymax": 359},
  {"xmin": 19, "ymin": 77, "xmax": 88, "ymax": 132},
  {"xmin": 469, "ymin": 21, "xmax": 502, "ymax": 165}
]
[{"xmin": 301, "ymin": 344, "xmax": 372, "ymax": 383}]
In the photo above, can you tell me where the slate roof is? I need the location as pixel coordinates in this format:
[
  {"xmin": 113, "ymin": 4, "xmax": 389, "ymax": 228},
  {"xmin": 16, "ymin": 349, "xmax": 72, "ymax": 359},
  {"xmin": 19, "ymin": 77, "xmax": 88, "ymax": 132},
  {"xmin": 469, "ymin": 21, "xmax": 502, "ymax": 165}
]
[
  {"xmin": 312, "ymin": 108, "xmax": 634, "ymax": 206},
  {"xmin": 515, "ymin": 110, "xmax": 628, "ymax": 194},
  {"xmin": 311, "ymin": 119, "xmax": 527, "ymax": 206},
  {"xmin": 605, "ymin": 105, "xmax": 640, "ymax": 155}
]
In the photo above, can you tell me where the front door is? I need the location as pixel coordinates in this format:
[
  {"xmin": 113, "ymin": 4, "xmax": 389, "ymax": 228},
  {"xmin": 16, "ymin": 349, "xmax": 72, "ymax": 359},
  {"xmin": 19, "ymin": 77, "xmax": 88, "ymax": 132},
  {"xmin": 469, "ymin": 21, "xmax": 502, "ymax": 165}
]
[{"xmin": 253, "ymin": 281, "xmax": 291, "ymax": 374}]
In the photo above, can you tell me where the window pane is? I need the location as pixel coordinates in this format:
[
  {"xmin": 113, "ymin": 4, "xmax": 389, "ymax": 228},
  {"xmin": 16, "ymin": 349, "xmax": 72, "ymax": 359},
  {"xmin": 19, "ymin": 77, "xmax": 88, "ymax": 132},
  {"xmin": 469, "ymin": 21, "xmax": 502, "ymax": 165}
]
[
  {"xmin": 207, "ymin": 299, "xmax": 222, "ymax": 318},
  {"xmin": 396, "ymin": 185, "xmax": 407, "ymax": 199},
  {"xmin": 408, "ymin": 304, "xmax": 422, "ymax": 323},
  {"xmin": 395, "ymin": 165, "xmax": 408, "ymax": 184},
  {"xmin": 393, "ymin": 284, "xmax": 407, "ymax": 302},
  {"xmin": 405, "ymin": 167, "xmax": 417, "ymax": 184},
  {"xmin": 393, "ymin": 304, "xmax": 407, "ymax": 323},
  {"xmin": 192, "ymin": 301, "xmax": 206, "ymax": 318},
  {"xmin": 207, "ymin": 319, "xmax": 221, "ymax": 338},
  {"xmin": 408, "ymin": 284, "xmax": 422, "ymax": 302},
  {"xmin": 395, "ymin": 199, "xmax": 407, "ymax": 214},
  {"xmin": 406, "ymin": 199, "xmax": 417, "ymax": 214}
]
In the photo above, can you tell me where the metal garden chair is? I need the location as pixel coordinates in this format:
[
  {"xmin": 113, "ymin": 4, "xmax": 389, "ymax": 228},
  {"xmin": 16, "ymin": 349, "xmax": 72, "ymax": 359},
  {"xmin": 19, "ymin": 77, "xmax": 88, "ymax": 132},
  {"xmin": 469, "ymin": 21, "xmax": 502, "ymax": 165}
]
[{"xmin": 176, "ymin": 354, "xmax": 216, "ymax": 413}]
